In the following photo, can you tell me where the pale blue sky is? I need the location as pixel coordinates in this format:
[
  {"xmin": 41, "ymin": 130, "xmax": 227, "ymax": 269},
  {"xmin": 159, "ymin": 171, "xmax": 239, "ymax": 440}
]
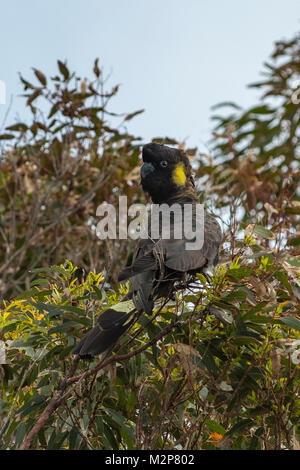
[{"xmin": 0, "ymin": 0, "xmax": 299, "ymax": 150}]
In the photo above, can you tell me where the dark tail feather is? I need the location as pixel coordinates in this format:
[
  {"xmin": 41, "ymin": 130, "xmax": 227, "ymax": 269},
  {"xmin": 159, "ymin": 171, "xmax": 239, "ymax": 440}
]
[{"xmin": 72, "ymin": 306, "xmax": 136, "ymax": 358}]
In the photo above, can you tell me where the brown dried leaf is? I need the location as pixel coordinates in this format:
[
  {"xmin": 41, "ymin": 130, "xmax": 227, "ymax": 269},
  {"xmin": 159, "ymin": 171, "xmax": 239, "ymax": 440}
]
[
  {"xmin": 24, "ymin": 174, "xmax": 35, "ymax": 194},
  {"xmin": 270, "ymin": 348, "xmax": 281, "ymax": 378},
  {"xmin": 172, "ymin": 343, "xmax": 207, "ymax": 380},
  {"xmin": 125, "ymin": 166, "xmax": 141, "ymax": 182}
]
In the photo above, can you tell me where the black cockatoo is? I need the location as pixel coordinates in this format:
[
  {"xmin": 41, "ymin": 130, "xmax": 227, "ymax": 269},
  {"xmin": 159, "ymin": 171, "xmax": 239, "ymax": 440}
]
[{"xmin": 72, "ymin": 143, "xmax": 222, "ymax": 357}]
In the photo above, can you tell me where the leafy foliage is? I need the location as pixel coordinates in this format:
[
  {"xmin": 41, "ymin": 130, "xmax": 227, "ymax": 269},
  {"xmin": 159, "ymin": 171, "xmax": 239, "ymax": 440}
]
[
  {"xmin": 0, "ymin": 255, "xmax": 299, "ymax": 450},
  {"xmin": 0, "ymin": 34, "xmax": 300, "ymax": 450},
  {"xmin": 0, "ymin": 60, "xmax": 144, "ymax": 297}
]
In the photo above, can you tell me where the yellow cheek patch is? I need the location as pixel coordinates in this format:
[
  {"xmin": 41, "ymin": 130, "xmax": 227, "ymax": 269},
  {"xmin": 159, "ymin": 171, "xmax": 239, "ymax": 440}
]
[{"xmin": 172, "ymin": 163, "xmax": 186, "ymax": 186}]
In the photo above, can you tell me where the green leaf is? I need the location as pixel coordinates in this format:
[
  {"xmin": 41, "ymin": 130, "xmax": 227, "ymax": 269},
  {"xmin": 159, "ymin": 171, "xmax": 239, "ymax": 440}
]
[
  {"xmin": 15, "ymin": 422, "xmax": 27, "ymax": 448},
  {"xmin": 248, "ymin": 302, "xmax": 268, "ymax": 315},
  {"xmin": 68, "ymin": 427, "xmax": 81, "ymax": 449},
  {"xmin": 232, "ymin": 335, "xmax": 261, "ymax": 346},
  {"xmin": 274, "ymin": 271, "xmax": 292, "ymax": 294},
  {"xmin": 103, "ymin": 422, "xmax": 119, "ymax": 449},
  {"xmin": 19, "ymin": 394, "xmax": 48, "ymax": 418},
  {"xmin": 288, "ymin": 236, "xmax": 300, "ymax": 247},
  {"xmin": 226, "ymin": 419, "xmax": 253, "ymax": 437},
  {"xmin": 253, "ymin": 225, "xmax": 274, "ymax": 239},
  {"xmin": 210, "ymin": 306, "xmax": 233, "ymax": 324},
  {"xmin": 222, "ymin": 290, "xmax": 246, "ymax": 302},
  {"xmin": 27, "ymin": 300, "xmax": 63, "ymax": 318},
  {"xmin": 48, "ymin": 320, "xmax": 78, "ymax": 334},
  {"xmin": 228, "ymin": 267, "xmax": 253, "ymax": 278},
  {"xmin": 280, "ymin": 317, "xmax": 300, "ymax": 332},
  {"xmin": 195, "ymin": 346, "xmax": 219, "ymax": 378},
  {"xmin": 205, "ymin": 419, "xmax": 226, "ymax": 434},
  {"xmin": 249, "ymin": 436, "xmax": 260, "ymax": 450},
  {"xmin": 286, "ymin": 258, "xmax": 300, "ymax": 268}
]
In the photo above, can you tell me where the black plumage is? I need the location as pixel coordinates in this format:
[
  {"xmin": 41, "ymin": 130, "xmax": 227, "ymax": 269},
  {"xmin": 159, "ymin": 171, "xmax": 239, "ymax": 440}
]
[{"xmin": 72, "ymin": 143, "xmax": 222, "ymax": 358}]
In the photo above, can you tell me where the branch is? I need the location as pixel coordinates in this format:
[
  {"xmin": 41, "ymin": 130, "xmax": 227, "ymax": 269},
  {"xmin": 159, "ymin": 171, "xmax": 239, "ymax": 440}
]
[
  {"xmin": 0, "ymin": 174, "xmax": 108, "ymax": 278},
  {"xmin": 18, "ymin": 318, "xmax": 180, "ymax": 450}
]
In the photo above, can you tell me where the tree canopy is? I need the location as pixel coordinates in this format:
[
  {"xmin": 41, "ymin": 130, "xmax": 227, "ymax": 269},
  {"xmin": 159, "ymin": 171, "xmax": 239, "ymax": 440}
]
[{"xmin": 0, "ymin": 33, "xmax": 299, "ymax": 450}]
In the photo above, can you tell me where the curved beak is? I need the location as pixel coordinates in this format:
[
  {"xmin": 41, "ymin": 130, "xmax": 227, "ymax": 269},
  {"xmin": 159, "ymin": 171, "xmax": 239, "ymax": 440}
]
[{"xmin": 140, "ymin": 162, "xmax": 155, "ymax": 179}]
